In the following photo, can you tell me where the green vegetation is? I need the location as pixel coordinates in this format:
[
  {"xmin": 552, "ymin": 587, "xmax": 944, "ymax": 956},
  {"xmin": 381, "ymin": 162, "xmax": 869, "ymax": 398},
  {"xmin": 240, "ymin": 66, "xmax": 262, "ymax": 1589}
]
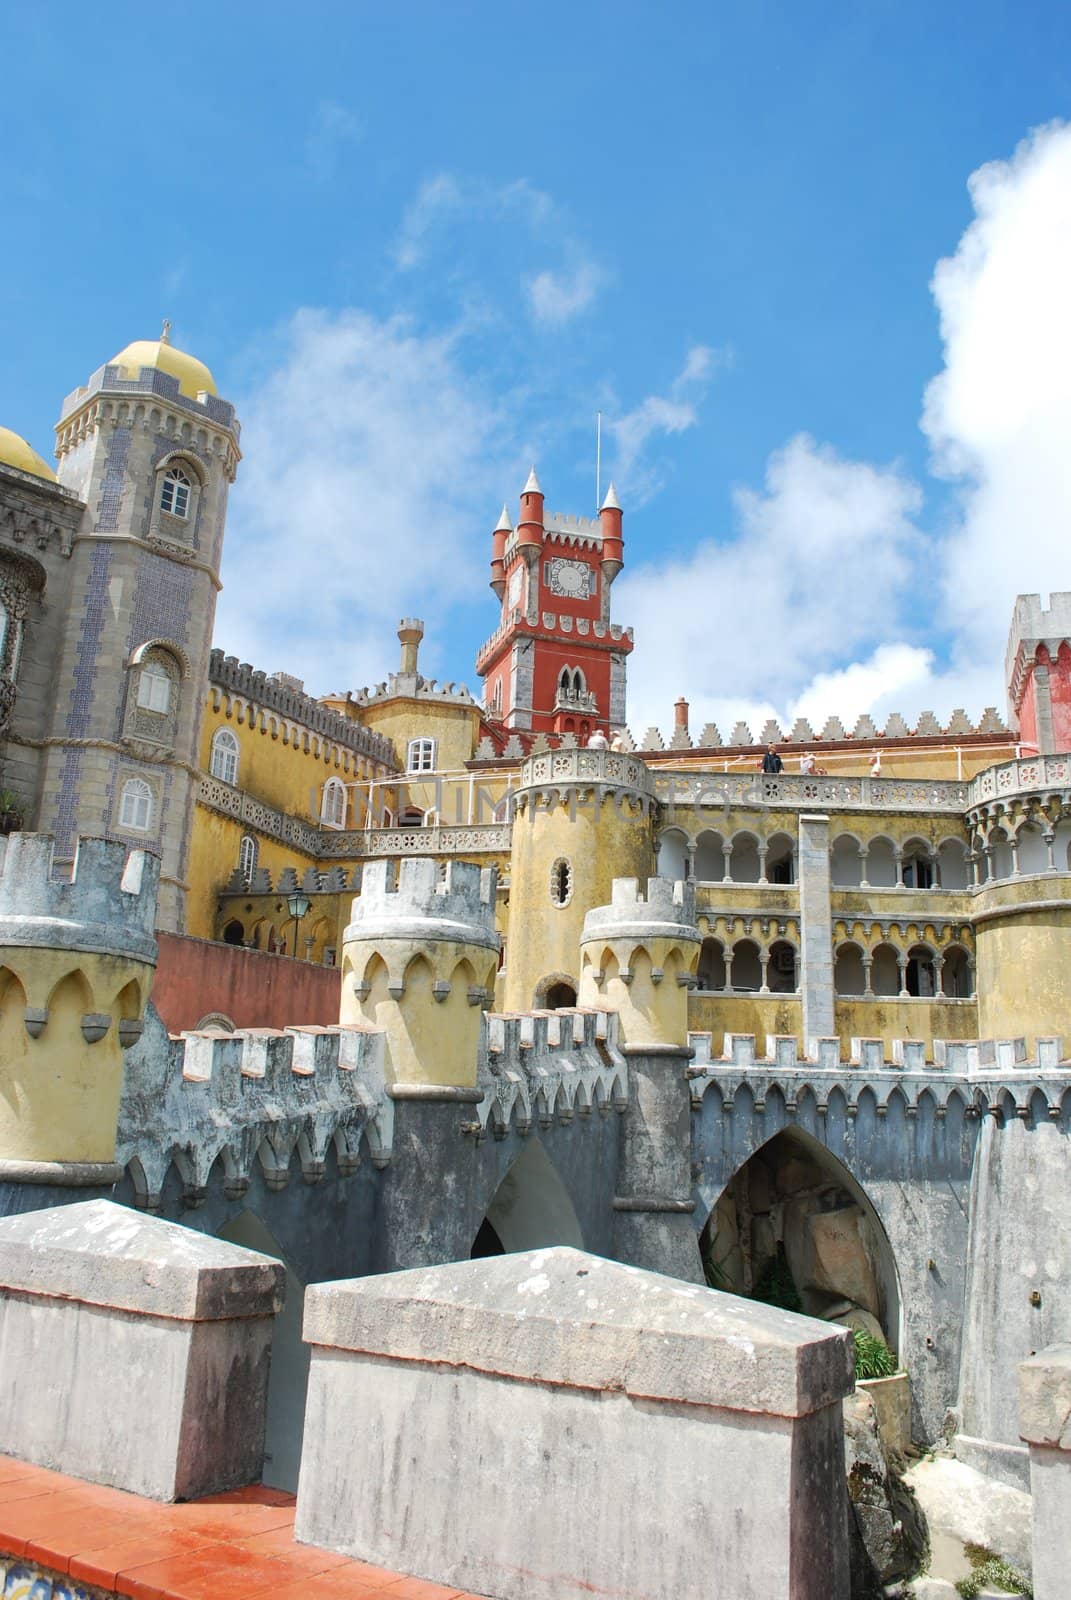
[
  {"xmin": 752, "ymin": 1251, "xmax": 802, "ymax": 1313},
  {"xmin": 955, "ymin": 1544, "xmax": 1032, "ymax": 1597},
  {"xmin": 853, "ymin": 1328, "xmax": 897, "ymax": 1379}
]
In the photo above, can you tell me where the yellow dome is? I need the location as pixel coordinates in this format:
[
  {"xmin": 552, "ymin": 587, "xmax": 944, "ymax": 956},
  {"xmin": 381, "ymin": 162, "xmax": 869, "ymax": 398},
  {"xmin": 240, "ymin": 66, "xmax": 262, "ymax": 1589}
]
[
  {"xmin": 0, "ymin": 425, "xmax": 57, "ymax": 482},
  {"xmin": 110, "ymin": 337, "xmax": 217, "ymax": 400}
]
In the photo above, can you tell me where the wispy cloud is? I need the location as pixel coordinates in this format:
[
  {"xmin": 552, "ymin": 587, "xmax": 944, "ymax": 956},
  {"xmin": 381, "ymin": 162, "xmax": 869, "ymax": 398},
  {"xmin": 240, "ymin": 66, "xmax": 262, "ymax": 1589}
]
[
  {"xmin": 394, "ymin": 174, "xmax": 553, "ymax": 269},
  {"xmin": 526, "ymin": 260, "xmax": 604, "ymax": 326},
  {"xmin": 305, "ymin": 101, "xmax": 362, "ymax": 184},
  {"xmin": 606, "ymin": 344, "xmax": 727, "ymax": 503},
  {"xmin": 218, "ymin": 309, "xmax": 507, "ymax": 694}
]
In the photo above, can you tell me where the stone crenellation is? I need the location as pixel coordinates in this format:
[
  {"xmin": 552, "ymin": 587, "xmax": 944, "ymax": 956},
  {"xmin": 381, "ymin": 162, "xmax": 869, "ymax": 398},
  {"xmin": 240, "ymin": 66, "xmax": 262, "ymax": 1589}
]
[
  {"xmin": 0, "ymin": 832, "xmax": 159, "ymax": 964},
  {"xmin": 210, "ymin": 651, "xmax": 397, "ymax": 765},
  {"xmin": 118, "ymin": 1019, "xmax": 392, "ymax": 1210},
  {"xmin": 477, "ymin": 1006, "xmax": 627, "ymax": 1138},
  {"xmin": 351, "ymin": 857, "xmax": 497, "ymax": 926}
]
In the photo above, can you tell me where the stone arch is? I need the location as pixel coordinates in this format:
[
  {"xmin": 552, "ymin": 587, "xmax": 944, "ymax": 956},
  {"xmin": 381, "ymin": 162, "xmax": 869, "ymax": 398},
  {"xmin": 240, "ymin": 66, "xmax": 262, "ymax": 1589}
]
[
  {"xmin": 217, "ymin": 1211, "xmax": 307, "ymax": 1494},
  {"xmin": 699, "ymin": 1125, "xmax": 902, "ymax": 1355},
  {"xmin": 1015, "ymin": 817, "xmax": 1050, "ymax": 875},
  {"xmin": 765, "ymin": 830, "xmax": 795, "ymax": 884},
  {"xmin": 830, "ymin": 832, "xmax": 864, "ymax": 887},
  {"xmin": 905, "ymin": 943, "xmax": 937, "ymax": 998},
  {"xmin": 936, "ymin": 835, "xmax": 969, "ymax": 890},
  {"xmin": 729, "ymin": 937, "xmax": 761, "ymax": 992},
  {"xmin": 534, "ymin": 970, "xmax": 578, "ymax": 1009},
  {"xmin": 942, "ymin": 943, "xmax": 973, "ymax": 998},
  {"xmin": 696, "ymin": 936, "xmax": 726, "ymax": 992},
  {"xmin": 901, "ymin": 836, "xmax": 935, "ymax": 889},
  {"xmin": 471, "ymin": 1139, "xmax": 584, "ymax": 1256},
  {"xmin": 866, "ymin": 835, "xmax": 899, "ymax": 888},
  {"xmin": 834, "ymin": 942, "xmax": 866, "ymax": 997},
  {"xmin": 870, "ymin": 941, "xmax": 900, "ymax": 997},
  {"xmin": 655, "ymin": 826, "xmax": 688, "ymax": 882},
  {"xmin": 693, "ymin": 828, "xmax": 725, "ymax": 882},
  {"xmin": 728, "ymin": 829, "xmax": 760, "ymax": 883}
]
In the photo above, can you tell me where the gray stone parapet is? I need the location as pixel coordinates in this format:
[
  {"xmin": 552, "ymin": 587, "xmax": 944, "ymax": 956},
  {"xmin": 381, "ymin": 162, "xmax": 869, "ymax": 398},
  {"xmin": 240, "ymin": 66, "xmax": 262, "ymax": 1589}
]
[
  {"xmin": 118, "ymin": 1018, "xmax": 391, "ymax": 1209},
  {"xmin": 579, "ymin": 873, "xmax": 700, "ymax": 948},
  {"xmin": 343, "ymin": 858, "xmax": 499, "ymax": 952},
  {"xmin": 0, "ymin": 1198, "xmax": 283, "ymax": 1500},
  {"xmin": 1018, "ymin": 1343, "xmax": 1071, "ymax": 1600},
  {"xmin": 477, "ymin": 1006, "xmax": 627, "ymax": 1137},
  {"xmin": 0, "ymin": 832, "xmax": 159, "ymax": 964},
  {"xmin": 513, "ymin": 745, "xmax": 655, "ymax": 814},
  {"xmin": 295, "ymin": 1247, "xmax": 854, "ymax": 1600}
]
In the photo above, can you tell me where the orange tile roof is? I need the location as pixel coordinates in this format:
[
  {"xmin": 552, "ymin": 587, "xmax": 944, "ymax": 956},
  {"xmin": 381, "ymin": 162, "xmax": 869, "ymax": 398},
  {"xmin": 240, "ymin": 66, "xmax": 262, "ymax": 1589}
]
[{"xmin": 0, "ymin": 1455, "xmax": 488, "ymax": 1600}]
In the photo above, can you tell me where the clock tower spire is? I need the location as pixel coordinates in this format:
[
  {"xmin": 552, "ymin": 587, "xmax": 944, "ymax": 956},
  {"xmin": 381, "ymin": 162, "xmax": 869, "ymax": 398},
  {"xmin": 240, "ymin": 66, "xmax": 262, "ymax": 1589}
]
[{"xmin": 476, "ymin": 470, "xmax": 633, "ymax": 737}]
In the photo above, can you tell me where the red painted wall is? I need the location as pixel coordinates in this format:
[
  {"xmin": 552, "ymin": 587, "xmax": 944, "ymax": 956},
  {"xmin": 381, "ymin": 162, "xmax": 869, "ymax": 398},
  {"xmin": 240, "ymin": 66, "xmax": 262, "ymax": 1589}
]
[
  {"xmin": 1049, "ymin": 642, "xmax": 1071, "ymax": 751},
  {"xmin": 152, "ymin": 932, "xmax": 342, "ymax": 1033}
]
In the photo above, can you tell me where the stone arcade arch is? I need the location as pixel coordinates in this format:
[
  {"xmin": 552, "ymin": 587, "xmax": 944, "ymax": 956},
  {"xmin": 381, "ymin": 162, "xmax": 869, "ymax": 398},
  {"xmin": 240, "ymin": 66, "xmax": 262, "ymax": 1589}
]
[
  {"xmin": 699, "ymin": 1126, "xmax": 902, "ymax": 1356},
  {"xmin": 470, "ymin": 1140, "xmax": 585, "ymax": 1257}
]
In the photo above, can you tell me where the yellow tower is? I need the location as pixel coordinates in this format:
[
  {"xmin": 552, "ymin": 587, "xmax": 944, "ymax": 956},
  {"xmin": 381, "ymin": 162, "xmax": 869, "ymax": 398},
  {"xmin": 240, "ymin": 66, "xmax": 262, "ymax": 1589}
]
[
  {"xmin": 578, "ymin": 876, "xmax": 701, "ymax": 1046},
  {"xmin": 0, "ymin": 833, "xmax": 158, "ymax": 1173},
  {"xmin": 340, "ymin": 858, "xmax": 500, "ymax": 1091},
  {"xmin": 504, "ymin": 746, "xmax": 656, "ymax": 1010}
]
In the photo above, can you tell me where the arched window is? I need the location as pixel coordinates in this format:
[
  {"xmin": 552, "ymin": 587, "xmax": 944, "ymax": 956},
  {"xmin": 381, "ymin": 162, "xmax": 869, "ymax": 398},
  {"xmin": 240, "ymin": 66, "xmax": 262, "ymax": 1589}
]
[
  {"xmin": 159, "ymin": 466, "xmax": 191, "ymax": 519},
  {"xmin": 136, "ymin": 658, "xmax": 172, "ymax": 714},
  {"xmin": 321, "ymin": 777, "xmax": 346, "ymax": 828},
  {"xmin": 119, "ymin": 778, "xmax": 153, "ymax": 831},
  {"xmin": 407, "ymin": 737, "xmax": 436, "ymax": 774},
  {"xmin": 238, "ymin": 834, "xmax": 258, "ymax": 885},
  {"xmin": 211, "ymin": 727, "xmax": 240, "ymax": 785}
]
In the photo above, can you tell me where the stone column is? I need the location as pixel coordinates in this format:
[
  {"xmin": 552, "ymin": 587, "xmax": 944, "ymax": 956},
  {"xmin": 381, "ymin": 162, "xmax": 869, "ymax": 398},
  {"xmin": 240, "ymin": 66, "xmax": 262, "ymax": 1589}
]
[
  {"xmin": 897, "ymin": 953, "xmax": 910, "ymax": 998},
  {"xmin": 798, "ymin": 814, "xmax": 835, "ymax": 1051},
  {"xmin": 862, "ymin": 953, "xmax": 874, "ymax": 997},
  {"xmin": 296, "ymin": 1248, "xmax": 855, "ymax": 1600},
  {"xmin": 1017, "ymin": 1344, "xmax": 1071, "ymax": 1600},
  {"xmin": 721, "ymin": 841, "xmax": 732, "ymax": 881}
]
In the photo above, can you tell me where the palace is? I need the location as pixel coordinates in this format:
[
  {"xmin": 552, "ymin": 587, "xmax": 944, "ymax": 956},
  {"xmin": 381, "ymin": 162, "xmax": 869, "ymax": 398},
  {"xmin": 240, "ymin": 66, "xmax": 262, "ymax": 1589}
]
[
  {"xmin": 1, "ymin": 335, "xmax": 1069, "ymax": 1589},
  {"xmin": 2, "ymin": 331, "xmax": 1071, "ymax": 1056}
]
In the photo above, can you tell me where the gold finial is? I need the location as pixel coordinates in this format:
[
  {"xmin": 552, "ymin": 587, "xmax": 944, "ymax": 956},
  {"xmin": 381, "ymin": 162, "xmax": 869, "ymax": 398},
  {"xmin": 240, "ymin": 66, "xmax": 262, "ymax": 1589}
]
[{"xmin": 160, "ymin": 318, "xmax": 172, "ymax": 345}]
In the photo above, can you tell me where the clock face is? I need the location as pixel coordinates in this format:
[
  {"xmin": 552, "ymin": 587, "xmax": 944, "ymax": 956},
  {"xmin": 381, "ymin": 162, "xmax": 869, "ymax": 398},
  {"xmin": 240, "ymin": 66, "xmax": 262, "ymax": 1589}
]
[{"xmin": 546, "ymin": 557, "xmax": 592, "ymax": 599}]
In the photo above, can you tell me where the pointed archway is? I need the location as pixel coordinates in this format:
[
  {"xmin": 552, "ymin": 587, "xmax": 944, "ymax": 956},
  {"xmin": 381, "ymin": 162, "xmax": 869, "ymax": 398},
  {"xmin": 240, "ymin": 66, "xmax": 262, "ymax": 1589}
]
[
  {"xmin": 700, "ymin": 1125, "xmax": 902, "ymax": 1355},
  {"xmin": 471, "ymin": 1140, "xmax": 584, "ymax": 1257}
]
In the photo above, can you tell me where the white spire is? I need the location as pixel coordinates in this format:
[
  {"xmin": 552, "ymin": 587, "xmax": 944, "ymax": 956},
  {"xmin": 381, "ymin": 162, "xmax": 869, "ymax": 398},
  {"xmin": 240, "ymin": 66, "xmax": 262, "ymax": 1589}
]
[
  {"xmin": 494, "ymin": 503, "xmax": 513, "ymax": 533},
  {"xmin": 522, "ymin": 465, "xmax": 542, "ymax": 495},
  {"xmin": 600, "ymin": 479, "xmax": 621, "ymax": 511}
]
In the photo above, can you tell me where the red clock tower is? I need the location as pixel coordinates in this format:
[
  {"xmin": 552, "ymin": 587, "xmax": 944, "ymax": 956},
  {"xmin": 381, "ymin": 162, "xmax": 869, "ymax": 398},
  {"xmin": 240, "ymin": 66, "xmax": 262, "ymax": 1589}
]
[{"xmin": 476, "ymin": 468, "xmax": 633, "ymax": 738}]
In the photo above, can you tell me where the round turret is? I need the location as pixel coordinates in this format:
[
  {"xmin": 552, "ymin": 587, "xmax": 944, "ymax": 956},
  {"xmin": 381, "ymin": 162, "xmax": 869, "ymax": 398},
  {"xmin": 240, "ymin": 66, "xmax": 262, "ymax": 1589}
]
[
  {"xmin": 503, "ymin": 745, "xmax": 657, "ymax": 1010},
  {"xmin": 599, "ymin": 480, "xmax": 623, "ymax": 583},
  {"xmin": 516, "ymin": 465, "xmax": 545, "ymax": 554},
  {"xmin": 340, "ymin": 858, "xmax": 500, "ymax": 1089},
  {"xmin": 490, "ymin": 504, "xmax": 512, "ymax": 600},
  {"xmin": 579, "ymin": 875, "xmax": 701, "ymax": 1046}
]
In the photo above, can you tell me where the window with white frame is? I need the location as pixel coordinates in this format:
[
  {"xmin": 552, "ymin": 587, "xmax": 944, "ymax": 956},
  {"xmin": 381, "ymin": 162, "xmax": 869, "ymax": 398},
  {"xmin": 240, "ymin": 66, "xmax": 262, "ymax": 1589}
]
[
  {"xmin": 238, "ymin": 834, "xmax": 258, "ymax": 884},
  {"xmin": 321, "ymin": 776, "xmax": 346, "ymax": 828},
  {"xmin": 159, "ymin": 466, "xmax": 191, "ymax": 519},
  {"xmin": 119, "ymin": 777, "xmax": 153, "ymax": 831},
  {"xmin": 407, "ymin": 737, "xmax": 436, "ymax": 774},
  {"xmin": 211, "ymin": 727, "xmax": 240, "ymax": 785},
  {"xmin": 136, "ymin": 658, "xmax": 173, "ymax": 714}
]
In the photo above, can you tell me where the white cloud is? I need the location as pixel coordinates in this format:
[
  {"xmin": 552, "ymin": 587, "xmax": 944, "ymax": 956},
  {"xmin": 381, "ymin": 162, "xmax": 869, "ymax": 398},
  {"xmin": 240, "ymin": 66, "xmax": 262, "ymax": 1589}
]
[
  {"xmin": 305, "ymin": 101, "xmax": 362, "ymax": 183},
  {"xmin": 620, "ymin": 123, "xmax": 1071, "ymax": 742},
  {"xmin": 617, "ymin": 435, "xmax": 925, "ymax": 735},
  {"xmin": 216, "ymin": 309, "xmax": 506, "ymax": 694},
  {"xmin": 526, "ymin": 260, "xmax": 604, "ymax": 326},
  {"xmin": 607, "ymin": 344, "xmax": 725, "ymax": 503},
  {"xmin": 394, "ymin": 174, "xmax": 553, "ymax": 269},
  {"xmin": 923, "ymin": 120, "xmax": 1071, "ymax": 661}
]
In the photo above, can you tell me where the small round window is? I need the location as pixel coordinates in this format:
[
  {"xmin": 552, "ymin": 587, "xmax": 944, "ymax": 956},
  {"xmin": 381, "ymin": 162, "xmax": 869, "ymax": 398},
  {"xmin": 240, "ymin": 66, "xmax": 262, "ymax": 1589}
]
[{"xmin": 550, "ymin": 857, "xmax": 573, "ymax": 907}]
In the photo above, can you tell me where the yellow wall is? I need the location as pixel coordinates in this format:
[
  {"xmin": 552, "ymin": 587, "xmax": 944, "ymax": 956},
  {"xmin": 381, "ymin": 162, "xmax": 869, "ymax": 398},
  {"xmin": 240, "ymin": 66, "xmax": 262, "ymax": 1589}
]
[
  {"xmin": 686, "ymin": 993, "xmax": 976, "ymax": 1059},
  {"xmin": 186, "ymin": 806, "xmax": 320, "ymax": 942},
  {"xmin": 505, "ymin": 792, "xmax": 655, "ymax": 1010},
  {"xmin": 975, "ymin": 878, "xmax": 1071, "ymax": 1049},
  {"xmin": 359, "ymin": 696, "xmax": 481, "ymax": 780},
  {"xmin": 200, "ymin": 696, "xmax": 382, "ymax": 822},
  {"xmin": 340, "ymin": 939, "xmax": 498, "ymax": 1088},
  {"xmin": 0, "ymin": 949, "xmax": 152, "ymax": 1162}
]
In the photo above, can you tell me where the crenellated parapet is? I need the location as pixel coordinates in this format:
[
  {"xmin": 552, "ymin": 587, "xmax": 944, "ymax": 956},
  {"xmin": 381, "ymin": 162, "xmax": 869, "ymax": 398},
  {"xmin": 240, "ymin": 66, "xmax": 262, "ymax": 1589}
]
[
  {"xmin": 340, "ymin": 858, "xmax": 500, "ymax": 1089},
  {"xmin": 0, "ymin": 833, "xmax": 160, "ymax": 1171},
  {"xmin": 686, "ymin": 1029, "xmax": 1071, "ymax": 1120},
  {"xmin": 118, "ymin": 1020, "xmax": 391, "ymax": 1211},
  {"xmin": 580, "ymin": 876, "xmax": 701, "ymax": 1047},
  {"xmin": 475, "ymin": 1006, "xmax": 628, "ymax": 1139}
]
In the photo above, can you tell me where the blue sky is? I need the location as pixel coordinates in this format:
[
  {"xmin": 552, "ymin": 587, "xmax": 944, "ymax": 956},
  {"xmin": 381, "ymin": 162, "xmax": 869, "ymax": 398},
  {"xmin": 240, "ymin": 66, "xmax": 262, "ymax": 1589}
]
[{"xmin": 5, "ymin": 3, "xmax": 1071, "ymax": 737}]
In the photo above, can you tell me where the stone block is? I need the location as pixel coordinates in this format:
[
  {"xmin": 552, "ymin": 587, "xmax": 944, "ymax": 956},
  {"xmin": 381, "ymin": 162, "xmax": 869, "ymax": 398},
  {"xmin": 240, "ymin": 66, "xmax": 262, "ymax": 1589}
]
[
  {"xmin": 296, "ymin": 1246, "xmax": 855, "ymax": 1600},
  {"xmin": 794, "ymin": 1204, "xmax": 881, "ymax": 1317},
  {"xmin": 0, "ymin": 1199, "xmax": 284, "ymax": 1500},
  {"xmin": 1018, "ymin": 1343, "xmax": 1071, "ymax": 1600}
]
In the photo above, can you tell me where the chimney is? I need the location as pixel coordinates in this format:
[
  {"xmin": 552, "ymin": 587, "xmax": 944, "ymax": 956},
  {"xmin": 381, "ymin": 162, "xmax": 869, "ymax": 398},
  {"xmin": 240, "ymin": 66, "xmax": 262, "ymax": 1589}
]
[
  {"xmin": 398, "ymin": 618, "xmax": 424, "ymax": 677},
  {"xmin": 674, "ymin": 697, "xmax": 689, "ymax": 734}
]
